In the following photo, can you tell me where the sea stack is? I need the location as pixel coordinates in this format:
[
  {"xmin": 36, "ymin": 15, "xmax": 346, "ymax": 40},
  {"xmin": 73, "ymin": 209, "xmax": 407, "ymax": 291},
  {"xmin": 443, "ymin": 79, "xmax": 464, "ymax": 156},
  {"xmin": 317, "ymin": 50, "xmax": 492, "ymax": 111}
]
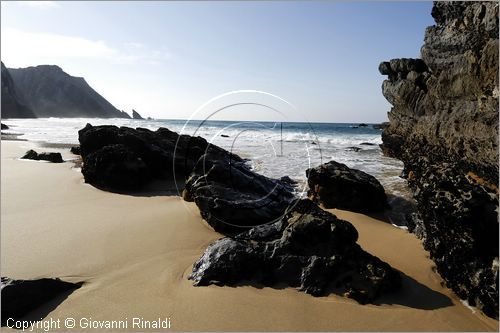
[
  {"xmin": 132, "ymin": 109, "xmax": 144, "ymax": 119},
  {"xmin": 379, "ymin": 1, "xmax": 498, "ymax": 318}
]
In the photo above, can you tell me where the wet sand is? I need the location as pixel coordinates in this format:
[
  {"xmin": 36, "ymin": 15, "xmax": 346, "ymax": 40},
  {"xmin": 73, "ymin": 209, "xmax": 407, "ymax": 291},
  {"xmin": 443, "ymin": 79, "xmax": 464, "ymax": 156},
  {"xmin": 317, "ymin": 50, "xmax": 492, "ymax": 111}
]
[{"xmin": 1, "ymin": 140, "xmax": 498, "ymax": 331}]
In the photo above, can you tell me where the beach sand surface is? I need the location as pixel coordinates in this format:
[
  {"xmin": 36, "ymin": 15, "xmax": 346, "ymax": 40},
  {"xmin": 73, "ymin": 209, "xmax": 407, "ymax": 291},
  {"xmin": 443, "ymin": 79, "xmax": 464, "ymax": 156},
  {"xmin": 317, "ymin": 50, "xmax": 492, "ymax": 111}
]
[{"xmin": 1, "ymin": 140, "xmax": 498, "ymax": 331}]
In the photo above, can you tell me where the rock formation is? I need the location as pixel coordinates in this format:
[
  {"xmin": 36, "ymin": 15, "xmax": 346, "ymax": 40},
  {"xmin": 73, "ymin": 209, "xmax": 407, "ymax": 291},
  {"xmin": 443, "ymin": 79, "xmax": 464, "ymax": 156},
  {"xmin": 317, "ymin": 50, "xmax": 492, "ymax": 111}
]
[
  {"xmin": 132, "ymin": 109, "xmax": 144, "ymax": 119},
  {"xmin": 1, "ymin": 277, "xmax": 81, "ymax": 326},
  {"xmin": 7, "ymin": 65, "xmax": 130, "ymax": 118},
  {"xmin": 379, "ymin": 1, "xmax": 498, "ymax": 318},
  {"xmin": 1, "ymin": 62, "xmax": 35, "ymax": 118},
  {"xmin": 190, "ymin": 199, "xmax": 401, "ymax": 303},
  {"xmin": 306, "ymin": 161, "xmax": 387, "ymax": 213},
  {"xmin": 78, "ymin": 124, "xmax": 237, "ymax": 191},
  {"xmin": 183, "ymin": 148, "xmax": 296, "ymax": 235},
  {"xmin": 21, "ymin": 150, "xmax": 64, "ymax": 163}
]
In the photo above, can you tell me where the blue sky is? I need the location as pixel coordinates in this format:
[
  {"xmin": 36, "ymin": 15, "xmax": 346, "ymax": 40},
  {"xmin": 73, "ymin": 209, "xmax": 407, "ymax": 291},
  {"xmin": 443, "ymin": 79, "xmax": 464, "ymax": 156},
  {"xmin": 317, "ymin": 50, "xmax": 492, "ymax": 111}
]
[{"xmin": 1, "ymin": 1, "xmax": 434, "ymax": 122}]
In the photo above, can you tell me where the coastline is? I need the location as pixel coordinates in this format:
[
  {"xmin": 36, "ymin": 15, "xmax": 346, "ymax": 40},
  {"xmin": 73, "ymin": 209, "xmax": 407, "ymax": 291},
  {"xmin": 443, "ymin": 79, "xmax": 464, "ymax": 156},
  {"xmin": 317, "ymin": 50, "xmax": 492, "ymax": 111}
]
[{"xmin": 1, "ymin": 139, "xmax": 497, "ymax": 331}]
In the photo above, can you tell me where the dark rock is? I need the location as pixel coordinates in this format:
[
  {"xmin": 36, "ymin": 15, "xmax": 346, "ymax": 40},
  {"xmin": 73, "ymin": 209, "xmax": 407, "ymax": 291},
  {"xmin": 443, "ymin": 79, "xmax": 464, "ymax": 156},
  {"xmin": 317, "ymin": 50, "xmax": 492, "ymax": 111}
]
[
  {"xmin": 70, "ymin": 146, "xmax": 81, "ymax": 155},
  {"xmin": 189, "ymin": 199, "xmax": 401, "ymax": 304},
  {"xmin": 220, "ymin": 134, "xmax": 229, "ymax": 138},
  {"xmin": 1, "ymin": 62, "xmax": 35, "ymax": 119},
  {"xmin": 78, "ymin": 124, "xmax": 235, "ymax": 191},
  {"xmin": 279, "ymin": 175, "xmax": 298, "ymax": 187},
  {"xmin": 345, "ymin": 146, "xmax": 362, "ymax": 152},
  {"xmin": 7, "ymin": 65, "xmax": 129, "ymax": 118},
  {"xmin": 360, "ymin": 142, "xmax": 376, "ymax": 146},
  {"xmin": 1, "ymin": 123, "xmax": 9, "ymax": 130},
  {"xmin": 21, "ymin": 150, "xmax": 63, "ymax": 163},
  {"xmin": 306, "ymin": 161, "xmax": 387, "ymax": 213},
  {"xmin": 358, "ymin": 123, "xmax": 369, "ymax": 127},
  {"xmin": 183, "ymin": 148, "xmax": 295, "ymax": 235},
  {"xmin": 132, "ymin": 109, "xmax": 144, "ymax": 120},
  {"xmin": 1, "ymin": 277, "xmax": 81, "ymax": 326},
  {"xmin": 379, "ymin": 1, "xmax": 499, "ymax": 319}
]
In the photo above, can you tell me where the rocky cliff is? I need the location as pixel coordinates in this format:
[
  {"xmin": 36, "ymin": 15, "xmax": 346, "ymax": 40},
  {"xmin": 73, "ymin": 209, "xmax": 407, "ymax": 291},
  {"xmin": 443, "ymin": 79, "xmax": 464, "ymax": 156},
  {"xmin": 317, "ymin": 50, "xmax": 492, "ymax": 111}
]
[
  {"xmin": 379, "ymin": 2, "xmax": 498, "ymax": 318},
  {"xmin": 6, "ymin": 65, "xmax": 130, "ymax": 119},
  {"xmin": 1, "ymin": 62, "xmax": 35, "ymax": 118}
]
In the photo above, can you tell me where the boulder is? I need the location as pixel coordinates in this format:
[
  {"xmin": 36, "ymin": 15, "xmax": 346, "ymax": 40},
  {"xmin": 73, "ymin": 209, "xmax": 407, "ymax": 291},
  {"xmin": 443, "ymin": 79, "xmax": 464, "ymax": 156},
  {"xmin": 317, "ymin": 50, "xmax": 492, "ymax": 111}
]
[
  {"xmin": 78, "ymin": 124, "xmax": 230, "ymax": 191},
  {"xmin": 306, "ymin": 161, "xmax": 387, "ymax": 213},
  {"xmin": 70, "ymin": 146, "xmax": 81, "ymax": 155},
  {"xmin": 189, "ymin": 199, "xmax": 401, "ymax": 304},
  {"xmin": 1, "ymin": 277, "xmax": 81, "ymax": 326},
  {"xmin": 1, "ymin": 123, "xmax": 8, "ymax": 130},
  {"xmin": 379, "ymin": 1, "xmax": 499, "ymax": 318},
  {"xmin": 21, "ymin": 149, "xmax": 63, "ymax": 163},
  {"xmin": 183, "ymin": 148, "xmax": 295, "ymax": 235}
]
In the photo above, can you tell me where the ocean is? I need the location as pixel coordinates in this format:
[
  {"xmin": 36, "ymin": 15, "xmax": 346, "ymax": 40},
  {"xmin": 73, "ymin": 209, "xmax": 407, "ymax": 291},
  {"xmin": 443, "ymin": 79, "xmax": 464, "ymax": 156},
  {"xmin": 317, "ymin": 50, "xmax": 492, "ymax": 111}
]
[{"xmin": 2, "ymin": 118, "xmax": 411, "ymax": 201}]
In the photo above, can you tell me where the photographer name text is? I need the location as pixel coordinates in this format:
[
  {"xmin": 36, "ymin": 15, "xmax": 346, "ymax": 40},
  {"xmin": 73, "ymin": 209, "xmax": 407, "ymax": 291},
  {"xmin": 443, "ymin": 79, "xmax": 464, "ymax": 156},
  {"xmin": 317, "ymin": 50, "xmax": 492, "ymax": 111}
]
[{"xmin": 6, "ymin": 317, "xmax": 171, "ymax": 331}]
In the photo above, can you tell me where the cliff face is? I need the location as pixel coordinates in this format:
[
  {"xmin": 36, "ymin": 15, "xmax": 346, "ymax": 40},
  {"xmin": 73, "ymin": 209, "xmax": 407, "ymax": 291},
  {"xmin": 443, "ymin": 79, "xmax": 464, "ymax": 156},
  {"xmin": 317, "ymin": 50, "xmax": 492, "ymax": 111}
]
[
  {"xmin": 379, "ymin": 2, "xmax": 498, "ymax": 318},
  {"xmin": 7, "ymin": 65, "xmax": 130, "ymax": 119},
  {"xmin": 1, "ymin": 62, "xmax": 36, "ymax": 118}
]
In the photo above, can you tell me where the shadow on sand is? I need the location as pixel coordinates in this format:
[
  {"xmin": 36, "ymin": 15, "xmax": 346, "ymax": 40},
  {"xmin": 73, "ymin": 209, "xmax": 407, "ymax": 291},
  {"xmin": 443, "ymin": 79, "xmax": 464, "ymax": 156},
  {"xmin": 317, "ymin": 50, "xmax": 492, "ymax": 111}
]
[
  {"xmin": 214, "ymin": 269, "xmax": 452, "ymax": 311},
  {"xmin": 374, "ymin": 271, "xmax": 453, "ymax": 310}
]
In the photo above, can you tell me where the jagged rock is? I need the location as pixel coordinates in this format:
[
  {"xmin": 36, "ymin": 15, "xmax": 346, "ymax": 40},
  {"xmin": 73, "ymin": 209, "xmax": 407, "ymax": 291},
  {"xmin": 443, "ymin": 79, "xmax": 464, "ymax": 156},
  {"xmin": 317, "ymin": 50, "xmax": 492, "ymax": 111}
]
[
  {"xmin": 183, "ymin": 148, "xmax": 295, "ymax": 235},
  {"xmin": 279, "ymin": 175, "xmax": 298, "ymax": 187},
  {"xmin": 132, "ymin": 109, "xmax": 144, "ymax": 120},
  {"xmin": 21, "ymin": 150, "xmax": 63, "ymax": 163},
  {"xmin": 306, "ymin": 161, "xmax": 387, "ymax": 213},
  {"xmin": 1, "ymin": 277, "xmax": 81, "ymax": 326},
  {"xmin": 1, "ymin": 123, "xmax": 9, "ymax": 130},
  {"xmin": 70, "ymin": 146, "xmax": 81, "ymax": 155},
  {"xmin": 189, "ymin": 199, "xmax": 401, "ymax": 304},
  {"xmin": 380, "ymin": 1, "xmax": 499, "ymax": 319},
  {"xmin": 78, "ymin": 124, "xmax": 234, "ymax": 191}
]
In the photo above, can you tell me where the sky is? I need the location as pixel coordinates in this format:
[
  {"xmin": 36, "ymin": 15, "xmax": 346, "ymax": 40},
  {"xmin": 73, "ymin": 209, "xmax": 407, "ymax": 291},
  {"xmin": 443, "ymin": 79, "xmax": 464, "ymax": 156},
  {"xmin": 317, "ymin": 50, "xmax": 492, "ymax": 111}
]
[{"xmin": 1, "ymin": 1, "xmax": 434, "ymax": 122}]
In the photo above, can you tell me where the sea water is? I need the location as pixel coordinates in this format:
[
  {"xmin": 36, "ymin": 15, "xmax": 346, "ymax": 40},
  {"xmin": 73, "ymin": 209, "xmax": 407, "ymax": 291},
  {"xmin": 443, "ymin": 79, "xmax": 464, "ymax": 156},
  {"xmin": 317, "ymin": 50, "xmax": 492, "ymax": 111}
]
[{"xmin": 2, "ymin": 118, "xmax": 411, "ymax": 200}]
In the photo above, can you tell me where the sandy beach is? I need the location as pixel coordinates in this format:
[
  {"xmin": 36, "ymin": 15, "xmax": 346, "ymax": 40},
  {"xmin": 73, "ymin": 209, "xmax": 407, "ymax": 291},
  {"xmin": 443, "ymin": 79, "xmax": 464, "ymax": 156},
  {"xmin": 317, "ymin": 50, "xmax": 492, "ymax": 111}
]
[{"xmin": 1, "ymin": 139, "xmax": 498, "ymax": 331}]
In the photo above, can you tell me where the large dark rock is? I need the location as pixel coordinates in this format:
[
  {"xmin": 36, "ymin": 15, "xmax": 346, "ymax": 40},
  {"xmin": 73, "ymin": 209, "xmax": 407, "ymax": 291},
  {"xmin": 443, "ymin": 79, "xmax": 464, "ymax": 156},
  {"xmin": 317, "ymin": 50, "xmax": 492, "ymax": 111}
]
[
  {"xmin": 7, "ymin": 65, "xmax": 129, "ymax": 118},
  {"xmin": 70, "ymin": 146, "xmax": 81, "ymax": 155},
  {"xmin": 78, "ymin": 124, "xmax": 236, "ymax": 191},
  {"xmin": 306, "ymin": 161, "xmax": 387, "ymax": 213},
  {"xmin": 1, "ymin": 123, "xmax": 8, "ymax": 130},
  {"xmin": 183, "ymin": 148, "xmax": 296, "ymax": 235},
  {"xmin": 1, "ymin": 277, "xmax": 81, "ymax": 326},
  {"xmin": 189, "ymin": 199, "xmax": 401, "ymax": 304},
  {"xmin": 1, "ymin": 62, "xmax": 35, "ymax": 119},
  {"xmin": 21, "ymin": 150, "xmax": 63, "ymax": 163},
  {"xmin": 379, "ymin": 1, "xmax": 499, "ymax": 318},
  {"xmin": 132, "ymin": 109, "xmax": 144, "ymax": 120}
]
